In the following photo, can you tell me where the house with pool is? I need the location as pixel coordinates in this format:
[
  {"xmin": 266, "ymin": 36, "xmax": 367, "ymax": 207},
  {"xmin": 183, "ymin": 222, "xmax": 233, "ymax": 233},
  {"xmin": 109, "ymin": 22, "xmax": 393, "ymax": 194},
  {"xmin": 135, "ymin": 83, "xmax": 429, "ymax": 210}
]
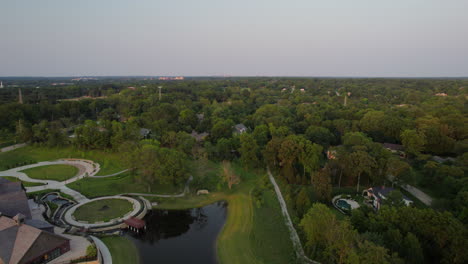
[{"xmin": 363, "ymin": 186, "xmax": 413, "ymax": 210}]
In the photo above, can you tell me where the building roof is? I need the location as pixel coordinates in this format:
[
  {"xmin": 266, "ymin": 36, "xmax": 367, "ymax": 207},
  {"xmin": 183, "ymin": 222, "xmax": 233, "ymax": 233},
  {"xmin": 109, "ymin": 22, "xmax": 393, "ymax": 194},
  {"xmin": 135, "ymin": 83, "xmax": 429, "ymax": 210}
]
[
  {"xmin": 382, "ymin": 143, "xmax": 404, "ymax": 151},
  {"xmin": 0, "ymin": 215, "xmax": 69, "ymax": 264},
  {"xmin": 234, "ymin": 124, "xmax": 247, "ymax": 133},
  {"xmin": 0, "ymin": 180, "xmax": 32, "ymax": 219},
  {"xmin": 124, "ymin": 217, "xmax": 145, "ymax": 229},
  {"xmin": 139, "ymin": 128, "xmax": 151, "ymax": 137},
  {"xmin": 190, "ymin": 131, "xmax": 209, "ymax": 142}
]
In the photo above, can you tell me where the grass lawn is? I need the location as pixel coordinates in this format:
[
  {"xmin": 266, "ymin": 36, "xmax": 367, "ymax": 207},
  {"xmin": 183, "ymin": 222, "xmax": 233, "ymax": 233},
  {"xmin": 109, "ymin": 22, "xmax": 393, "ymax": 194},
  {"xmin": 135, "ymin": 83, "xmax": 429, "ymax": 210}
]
[
  {"xmin": 0, "ymin": 145, "xmax": 125, "ymax": 175},
  {"xmin": 0, "ymin": 176, "xmax": 45, "ymax": 187},
  {"xmin": 101, "ymin": 236, "xmax": 140, "ymax": 264},
  {"xmin": 73, "ymin": 199, "xmax": 133, "ymax": 223},
  {"xmin": 67, "ymin": 172, "xmax": 182, "ymax": 198},
  {"xmin": 21, "ymin": 164, "xmax": 78, "ymax": 181},
  {"xmin": 249, "ymin": 189, "xmax": 296, "ymax": 264}
]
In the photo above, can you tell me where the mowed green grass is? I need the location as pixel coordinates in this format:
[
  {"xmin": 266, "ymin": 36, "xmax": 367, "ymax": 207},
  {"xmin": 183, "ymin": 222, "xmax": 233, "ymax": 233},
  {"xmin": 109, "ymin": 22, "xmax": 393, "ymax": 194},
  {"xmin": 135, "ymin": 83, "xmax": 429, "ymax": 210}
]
[
  {"xmin": 73, "ymin": 199, "xmax": 133, "ymax": 223},
  {"xmin": 0, "ymin": 176, "xmax": 45, "ymax": 187},
  {"xmin": 101, "ymin": 236, "xmax": 140, "ymax": 264},
  {"xmin": 21, "ymin": 165, "xmax": 78, "ymax": 181},
  {"xmin": 67, "ymin": 172, "xmax": 182, "ymax": 198},
  {"xmin": 0, "ymin": 145, "xmax": 125, "ymax": 175},
  {"xmin": 250, "ymin": 190, "xmax": 296, "ymax": 264}
]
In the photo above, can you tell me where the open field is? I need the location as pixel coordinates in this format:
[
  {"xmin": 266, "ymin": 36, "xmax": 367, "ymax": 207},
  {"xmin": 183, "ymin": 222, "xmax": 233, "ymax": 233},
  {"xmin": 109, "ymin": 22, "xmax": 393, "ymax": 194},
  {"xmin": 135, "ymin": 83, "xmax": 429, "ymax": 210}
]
[
  {"xmin": 0, "ymin": 145, "xmax": 125, "ymax": 175},
  {"xmin": 67, "ymin": 172, "xmax": 181, "ymax": 198},
  {"xmin": 21, "ymin": 164, "xmax": 78, "ymax": 181},
  {"xmin": 73, "ymin": 199, "xmax": 133, "ymax": 223},
  {"xmin": 100, "ymin": 236, "xmax": 140, "ymax": 264},
  {"xmin": 0, "ymin": 176, "xmax": 45, "ymax": 187}
]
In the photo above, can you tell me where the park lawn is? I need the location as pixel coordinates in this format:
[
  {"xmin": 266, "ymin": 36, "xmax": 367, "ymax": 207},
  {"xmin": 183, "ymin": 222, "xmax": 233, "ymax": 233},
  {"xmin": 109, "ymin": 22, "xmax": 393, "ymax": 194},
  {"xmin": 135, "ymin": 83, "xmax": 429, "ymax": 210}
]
[
  {"xmin": 73, "ymin": 199, "xmax": 133, "ymax": 223},
  {"xmin": 0, "ymin": 176, "xmax": 45, "ymax": 187},
  {"xmin": 250, "ymin": 189, "xmax": 296, "ymax": 264},
  {"xmin": 0, "ymin": 145, "xmax": 125, "ymax": 175},
  {"xmin": 21, "ymin": 164, "xmax": 78, "ymax": 181},
  {"xmin": 67, "ymin": 172, "xmax": 182, "ymax": 198},
  {"xmin": 101, "ymin": 236, "xmax": 140, "ymax": 264}
]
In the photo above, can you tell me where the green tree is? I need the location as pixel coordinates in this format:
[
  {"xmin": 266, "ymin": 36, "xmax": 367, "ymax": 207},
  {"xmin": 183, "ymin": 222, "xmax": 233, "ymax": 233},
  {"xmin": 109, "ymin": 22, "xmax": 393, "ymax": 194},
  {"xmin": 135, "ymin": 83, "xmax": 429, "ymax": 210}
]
[
  {"xmin": 295, "ymin": 187, "xmax": 311, "ymax": 217},
  {"xmin": 401, "ymin": 129, "xmax": 426, "ymax": 157},
  {"xmin": 239, "ymin": 133, "xmax": 260, "ymax": 168},
  {"xmin": 349, "ymin": 151, "xmax": 376, "ymax": 192}
]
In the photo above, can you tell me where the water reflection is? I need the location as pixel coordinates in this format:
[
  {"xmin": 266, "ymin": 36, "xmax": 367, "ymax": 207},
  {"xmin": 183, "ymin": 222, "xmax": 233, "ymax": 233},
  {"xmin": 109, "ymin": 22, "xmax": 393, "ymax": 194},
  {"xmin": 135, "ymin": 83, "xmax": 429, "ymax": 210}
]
[{"xmin": 127, "ymin": 201, "xmax": 227, "ymax": 264}]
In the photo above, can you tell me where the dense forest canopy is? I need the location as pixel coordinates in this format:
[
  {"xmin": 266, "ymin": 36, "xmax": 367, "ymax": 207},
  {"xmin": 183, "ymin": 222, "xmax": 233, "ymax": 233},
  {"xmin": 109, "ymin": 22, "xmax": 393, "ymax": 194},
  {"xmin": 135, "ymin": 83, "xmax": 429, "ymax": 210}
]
[{"xmin": 0, "ymin": 77, "xmax": 467, "ymax": 263}]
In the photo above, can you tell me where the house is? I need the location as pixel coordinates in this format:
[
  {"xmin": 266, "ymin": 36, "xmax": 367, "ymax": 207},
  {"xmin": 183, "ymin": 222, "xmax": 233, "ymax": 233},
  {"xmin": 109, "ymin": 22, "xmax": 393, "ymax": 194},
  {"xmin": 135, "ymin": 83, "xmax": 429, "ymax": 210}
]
[
  {"xmin": 190, "ymin": 131, "xmax": 209, "ymax": 142},
  {"xmin": 435, "ymin": 93, "xmax": 448, "ymax": 97},
  {"xmin": 0, "ymin": 214, "xmax": 70, "ymax": 264},
  {"xmin": 382, "ymin": 143, "xmax": 405, "ymax": 157},
  {"xmin": 233, "ymin": 124, "xmax": 247, "ymax": 134},
  {"xmin": 139, "ymin": 128, "xmax": 151, "ymax": 139},
  {"xmin": 363, "ymin": 186, "xmax": 412, "ymax": 210},
  {"xmin": 432, "ymin": 156, "xmax": 456, "ymax": 164}
]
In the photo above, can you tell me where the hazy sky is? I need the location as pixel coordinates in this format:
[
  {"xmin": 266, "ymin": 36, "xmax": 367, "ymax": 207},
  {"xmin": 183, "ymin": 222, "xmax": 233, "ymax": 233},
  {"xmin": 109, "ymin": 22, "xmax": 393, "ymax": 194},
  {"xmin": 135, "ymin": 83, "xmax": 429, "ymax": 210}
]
[{"xmin": 1, "ymin": 0, "xmax": 467, "ymax": 77}]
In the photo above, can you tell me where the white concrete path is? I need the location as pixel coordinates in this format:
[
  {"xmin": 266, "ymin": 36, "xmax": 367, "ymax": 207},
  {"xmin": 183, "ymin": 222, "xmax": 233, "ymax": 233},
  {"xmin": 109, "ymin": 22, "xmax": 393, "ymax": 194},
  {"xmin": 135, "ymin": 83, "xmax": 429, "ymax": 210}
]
[
  {"xmin": 0, "ymin": 143, "xmax": 27, "ymax": 152},
  {"xmin": 267, "ymin": 168, "xmax": 319, "ymax": 264},
  {"xmin": 91, "ymin": 236, "xmax": 113, "ymax": 264},
  {"xmin": 0, "ymin": 159, "xmax": 98, "ymax": 203},
  {"xmin": 63, "ymin": 196, "xmax": 143, "ymax": 229}
]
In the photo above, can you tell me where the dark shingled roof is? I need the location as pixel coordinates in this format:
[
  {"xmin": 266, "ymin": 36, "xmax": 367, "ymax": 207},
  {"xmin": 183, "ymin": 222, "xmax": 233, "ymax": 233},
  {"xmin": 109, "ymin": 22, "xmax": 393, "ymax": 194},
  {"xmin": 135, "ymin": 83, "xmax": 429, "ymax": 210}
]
[
  {"xmin": 0, "ymin": 216, "xmax": 69, "ymax": 264},
  {"xmin": 0, "ymin": 181, "xmax": 32, "ymax": 219}
]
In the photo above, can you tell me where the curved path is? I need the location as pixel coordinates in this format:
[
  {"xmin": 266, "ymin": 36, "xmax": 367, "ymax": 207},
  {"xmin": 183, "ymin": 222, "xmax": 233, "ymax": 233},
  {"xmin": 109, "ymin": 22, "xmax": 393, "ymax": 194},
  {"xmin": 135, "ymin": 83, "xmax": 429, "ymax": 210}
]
[
  {"xmin": 0, "ymin": 159, "xmax": 99, "ymax": 202},
  {"xmin": 63, "ymin": 196, "xmax": 143, "ymax": 229},
  {"xmin": 89, "ymin": 169, "xmax": 130, "ymax": 178},
  {"xmin": 90, "ymin": 236, "xmax": 113, "ymax": 264},
  {"xmin": 267, "ymin": 168, "xmax": 319, "ymax": 264}
]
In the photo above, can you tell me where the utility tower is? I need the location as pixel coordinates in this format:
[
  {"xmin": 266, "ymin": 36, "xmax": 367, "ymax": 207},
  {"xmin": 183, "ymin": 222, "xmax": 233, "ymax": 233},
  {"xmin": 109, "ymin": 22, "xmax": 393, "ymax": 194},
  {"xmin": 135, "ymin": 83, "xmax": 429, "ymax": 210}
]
[
  {"xmin": 18, "ymin": 88, "xmax": 23, "ymax": 104},
  {"xmin": 158, "ymin": 86, "xmax": 162, "ymax": 101}
]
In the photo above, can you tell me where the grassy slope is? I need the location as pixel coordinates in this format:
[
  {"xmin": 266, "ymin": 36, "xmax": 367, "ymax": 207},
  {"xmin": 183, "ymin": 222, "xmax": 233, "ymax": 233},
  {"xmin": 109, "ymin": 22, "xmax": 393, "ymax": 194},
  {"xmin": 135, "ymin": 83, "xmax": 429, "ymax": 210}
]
[
  {"xmin": 74, "ymin": 199, "xmax": 134, "ymax": 223},
  {"xmin": 0, "ymin": 176, "xmax": 44, "ymax": 187},
  {"xmin": 21, "ymin": 164, "xmax": 78, "ymax": 181},
  {"xmin": 66, "ymin": 172, "xmax": 181, "ymax": 198},
  {"xmin": 101, "ymin": 236, "xmax": 140, "ymax": 264},
  {"xmin": 0, "ymin": 145, "xmax": 125, "ymax": 175},
  {"xmin": 156, "ymin": 162, "xmax": 295, "ymax": 264}
]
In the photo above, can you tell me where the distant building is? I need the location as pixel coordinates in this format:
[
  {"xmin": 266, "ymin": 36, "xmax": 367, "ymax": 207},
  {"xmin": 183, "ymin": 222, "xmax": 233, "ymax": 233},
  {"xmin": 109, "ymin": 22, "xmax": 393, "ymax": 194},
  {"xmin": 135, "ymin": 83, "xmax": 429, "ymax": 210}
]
[
  {"xmin": 190, "ymin": 131, "xmax": 209, "ymax": 142},
  {"xmin": 435, "ymin": 93, "xmax": 448, "ymax": 97},
  {"xmin": 0, "ymin": 81, "xmax": 4, "ymax": 88},
  {"xmin": 139, "ymin": 128, "xmax": 151, "ymax": 139},
  {"xmin": 300, "ymin": 88, "xmax": 305, "ymax": 92},
  {"xmin": 234, "ymin": 124, "xmax": 247, "ymax": 134},
  {"xmin": 0, "ymin": 214, "xmax": 70, "ymax": 264}
]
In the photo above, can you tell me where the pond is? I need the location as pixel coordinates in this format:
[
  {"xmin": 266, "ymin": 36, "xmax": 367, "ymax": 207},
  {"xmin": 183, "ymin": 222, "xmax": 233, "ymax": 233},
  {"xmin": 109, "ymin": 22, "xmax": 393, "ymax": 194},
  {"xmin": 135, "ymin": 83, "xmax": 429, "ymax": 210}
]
[{"xmin": 127, "ymin": 201, "xmax": 227, "ymax": 264}]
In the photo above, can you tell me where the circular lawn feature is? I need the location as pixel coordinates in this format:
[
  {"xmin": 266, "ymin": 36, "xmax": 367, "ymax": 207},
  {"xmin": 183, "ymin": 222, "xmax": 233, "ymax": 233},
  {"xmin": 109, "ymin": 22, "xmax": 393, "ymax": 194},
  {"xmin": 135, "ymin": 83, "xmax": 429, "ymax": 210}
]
[
  {"xmin": 73, "ymin": 198, "xmax": 134, "ymax": 223},
  {"xmin": 21, "ymin": 164, "xmax": 79, "ymax": 181}
]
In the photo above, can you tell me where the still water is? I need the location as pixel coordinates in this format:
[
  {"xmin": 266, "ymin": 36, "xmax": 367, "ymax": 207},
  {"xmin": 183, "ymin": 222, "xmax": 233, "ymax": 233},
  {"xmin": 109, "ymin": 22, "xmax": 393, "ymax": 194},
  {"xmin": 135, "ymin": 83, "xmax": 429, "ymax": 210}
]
[{"xmin": 127, "ymin": 202, "xmax": 227, "ymax": 264}]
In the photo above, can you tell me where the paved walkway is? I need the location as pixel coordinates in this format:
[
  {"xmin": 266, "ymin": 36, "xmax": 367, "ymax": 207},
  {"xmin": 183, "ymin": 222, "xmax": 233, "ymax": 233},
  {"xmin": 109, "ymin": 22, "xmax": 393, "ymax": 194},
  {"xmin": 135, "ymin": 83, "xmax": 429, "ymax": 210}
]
[
  {"xmin": 89, "ymin": 169, "xmax": 130, "ymax": 178},
  {"xmin": 401, "ymin": 184, "xmax": 433, "ymax": 206},
  {"xmin": 0, "ymin": 159, "xmax": 98, "ymax": 203},
  {"xmin": 50, "ymin": 227, "xmax": 92, "ymax": 264},
  {"xmin": 267, "ymin": 168, "xmax": 319, "ymax": 264},
  {"xmin": 63, "ymin": 196, "xmax": 143, "ymax": 229},
  {"xmin": 90, "ymin": 236, "xmax": 113, "ymax": 264},
  {"xmin": 0, "ymin": 143, "xmax": 27, "ymax": 152}
]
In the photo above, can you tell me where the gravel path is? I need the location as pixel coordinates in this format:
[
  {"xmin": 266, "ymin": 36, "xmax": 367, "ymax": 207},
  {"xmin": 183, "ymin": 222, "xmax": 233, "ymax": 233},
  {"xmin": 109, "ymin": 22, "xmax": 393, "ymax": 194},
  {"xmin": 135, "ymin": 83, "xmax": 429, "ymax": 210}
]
[{"xmin": 267, "ymin": 168, "xmax": 319, "ymax": 264}]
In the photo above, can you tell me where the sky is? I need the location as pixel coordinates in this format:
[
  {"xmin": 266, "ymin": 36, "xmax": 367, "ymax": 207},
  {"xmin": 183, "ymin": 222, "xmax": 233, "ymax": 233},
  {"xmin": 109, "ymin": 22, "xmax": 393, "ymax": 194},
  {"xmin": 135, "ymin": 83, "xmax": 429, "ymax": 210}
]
[{"xmin": 1, "ymin": 0, "xmax": 468, "ymax": 77}]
